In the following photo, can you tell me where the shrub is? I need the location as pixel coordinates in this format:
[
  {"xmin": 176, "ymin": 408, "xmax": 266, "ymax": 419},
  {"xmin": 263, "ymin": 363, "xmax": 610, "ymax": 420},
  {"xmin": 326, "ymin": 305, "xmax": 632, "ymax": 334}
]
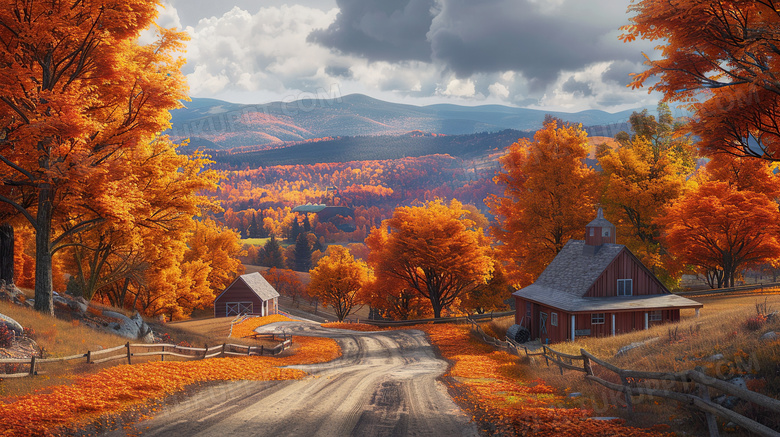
[
  {"xmin": 0, "ymin": 324, "xmax": 14, "ymax": 348},
  {"xmin": 743, "ymin": 314, "xmax": 767, "ymax": 331}
]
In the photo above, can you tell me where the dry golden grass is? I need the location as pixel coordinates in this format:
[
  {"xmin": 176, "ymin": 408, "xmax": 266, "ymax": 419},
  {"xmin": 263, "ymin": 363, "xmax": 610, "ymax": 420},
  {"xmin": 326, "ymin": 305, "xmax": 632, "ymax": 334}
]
[
  {"xmin": 522, "ymin": 294, "xmax": 780, "ymax": 432},
  {"xmin": 485, "ymin": 315, "xmax": 515, "ymax": 340}
]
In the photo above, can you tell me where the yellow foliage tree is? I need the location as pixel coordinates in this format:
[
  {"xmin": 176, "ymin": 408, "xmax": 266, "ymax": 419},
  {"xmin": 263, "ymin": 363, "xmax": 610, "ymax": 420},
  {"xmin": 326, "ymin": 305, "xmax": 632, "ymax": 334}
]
[{"xmin": 308, "ymin": 246, "xmax": 368, "ymax": 322}]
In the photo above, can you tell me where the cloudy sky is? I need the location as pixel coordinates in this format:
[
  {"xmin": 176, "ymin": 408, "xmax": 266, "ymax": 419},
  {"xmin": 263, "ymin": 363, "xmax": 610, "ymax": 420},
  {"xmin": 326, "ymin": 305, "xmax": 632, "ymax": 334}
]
[{"xmin": 153, "ymin": 0, "xmax": 662, "ymax": 112}]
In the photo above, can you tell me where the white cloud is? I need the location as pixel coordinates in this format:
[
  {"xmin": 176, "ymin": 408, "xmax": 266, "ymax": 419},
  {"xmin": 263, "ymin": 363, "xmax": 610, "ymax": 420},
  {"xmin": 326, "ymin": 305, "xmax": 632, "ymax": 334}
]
[
  {"xmin": 488, "ymin": 82, "xmax": 510, "ymax": 99},
  {"xmin": 439, "ymin": 78, "xmax": 476, "ymax": 98}
]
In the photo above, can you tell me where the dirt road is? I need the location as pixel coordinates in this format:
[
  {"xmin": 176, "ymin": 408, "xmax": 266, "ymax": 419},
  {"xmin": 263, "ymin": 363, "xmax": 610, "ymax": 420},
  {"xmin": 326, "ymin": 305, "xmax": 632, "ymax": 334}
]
[{"xmin": 104, "ymin": 322, "xmax": 479, "ymax": 437}]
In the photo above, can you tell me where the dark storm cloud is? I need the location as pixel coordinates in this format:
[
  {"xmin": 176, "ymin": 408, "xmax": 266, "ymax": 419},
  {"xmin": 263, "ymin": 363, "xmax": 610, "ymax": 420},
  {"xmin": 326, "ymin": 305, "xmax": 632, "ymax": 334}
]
[
  {"xmin": 307, "ymin": 0, "xmax": 436, "ymax": 62},
  {"xmin": 562, "ymin": 77, "xmax": 593, "ymax": 96},
  {"xmin": 325, "ymin": 65, "xmax": 353, "ymax": 78},
  {"xmin": 428, "ymin": 0, "xmax": 639, "ymax": 87},
  {"xmin": 603, "ymin": 60, "xmax": 641, "ymax": 86}
]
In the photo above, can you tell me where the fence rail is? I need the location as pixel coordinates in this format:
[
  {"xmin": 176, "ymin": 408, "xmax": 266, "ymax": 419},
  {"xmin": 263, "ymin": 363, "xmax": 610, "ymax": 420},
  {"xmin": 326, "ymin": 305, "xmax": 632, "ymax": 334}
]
[
  {"xmin": 468, "ymin": 320, "xmax": 779, "ymax": 437},
  {"xmin": 356, "ymin": 311, "xmax": 515, "ymax": 327},
  {"xmin": 676, "ymin": 282, "xmax": 780, "ymax": 297},
  {"xmin": 0, "ymin": 338, "xmax": 293, "ymax": 379}
]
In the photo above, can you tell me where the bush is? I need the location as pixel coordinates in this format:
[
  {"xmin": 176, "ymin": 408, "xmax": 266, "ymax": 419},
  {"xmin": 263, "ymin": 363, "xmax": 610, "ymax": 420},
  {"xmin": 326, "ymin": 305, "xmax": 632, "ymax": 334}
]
[
  {"xmin": 0, "ymin": 324, "xmax": 14, "ymax": 348},
  {"xmin": 743, "ymin": 314, "xmax": 767, "ymax": 331}
]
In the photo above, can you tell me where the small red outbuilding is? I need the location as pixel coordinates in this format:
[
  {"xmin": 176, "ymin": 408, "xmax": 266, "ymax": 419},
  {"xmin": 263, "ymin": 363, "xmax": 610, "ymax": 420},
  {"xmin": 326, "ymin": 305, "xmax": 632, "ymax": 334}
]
[
  {"xmin": 214, "ymin": 272, "xmax": 280, "ymax": 318},
  {"xmin": 513, "ymin": 209, "xmax": 703, "ymax": 343}
]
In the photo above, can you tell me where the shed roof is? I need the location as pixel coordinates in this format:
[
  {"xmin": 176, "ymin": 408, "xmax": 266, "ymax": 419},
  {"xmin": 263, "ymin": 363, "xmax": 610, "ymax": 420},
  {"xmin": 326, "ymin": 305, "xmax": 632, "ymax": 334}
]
[
  {"xmin": 240, "ymin": 272, "xmax": 280, "ymax": 300},
  {"xmin": 216, "ymin": 272, "xmax": 280, "ymax": 302}
]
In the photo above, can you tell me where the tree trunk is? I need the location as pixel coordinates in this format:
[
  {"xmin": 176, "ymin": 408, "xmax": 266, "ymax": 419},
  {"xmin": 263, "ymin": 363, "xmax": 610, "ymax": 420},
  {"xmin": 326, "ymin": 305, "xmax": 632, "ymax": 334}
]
[
  {"xmin": 33, "ymin": 185, "xmax": 54, "ymax": 315},
  {"xmin": 0, "ymin": 223, "xmax": 13, "ymax": 284}
]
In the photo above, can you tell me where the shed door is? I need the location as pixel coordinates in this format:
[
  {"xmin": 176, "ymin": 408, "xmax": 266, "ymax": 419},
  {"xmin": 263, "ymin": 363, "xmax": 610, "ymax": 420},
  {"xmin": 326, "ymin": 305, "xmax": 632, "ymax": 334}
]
[{"xmin": 226, "ymin": 302, "xmax": 253, "ymax": 316}]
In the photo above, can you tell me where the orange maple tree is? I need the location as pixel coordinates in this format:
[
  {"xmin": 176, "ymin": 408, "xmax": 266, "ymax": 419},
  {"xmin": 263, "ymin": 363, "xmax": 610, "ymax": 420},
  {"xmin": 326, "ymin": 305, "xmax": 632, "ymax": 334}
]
[
  {"xmin": 308, "ymin": 246, "xmax": 369, "ymax": 322},
  {"xmin": 366, "ymin": 199, "xmax": 493, "ymax": 318},
  {"xmin": 0, "ymin": 1, "xmax": 188, "ymax": 314},
  {"xmin": 488, "ymin": 119, "xmax": 598, "ymax": 286},
  {"xmin": 622, "ymin": 0, "xmax": 780, "ymax": 160},
  {"xmin": 659, "ymin": 174, "xmax": 780, "ymax": 288}
]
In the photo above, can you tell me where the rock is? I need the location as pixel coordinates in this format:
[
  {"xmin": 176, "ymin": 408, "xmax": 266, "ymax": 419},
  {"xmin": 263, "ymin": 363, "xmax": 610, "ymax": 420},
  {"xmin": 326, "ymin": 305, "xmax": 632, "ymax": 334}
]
[
  {"xmin": 615, "ymin": 337, "xmax": 660, "ymax": 357},
  {"xmin": 568, "ymin": 392, "xmax": 582, "ymax": 398},
  {"xmin": 591, "ymin": 417, "xmax": 621, "ymax": 421},
  {"xmin": 706, "ymin": 353, "xmax": 725, "ymax": 362},
  {"xmin": 68, "ymin": 296, "xmax": 89, "ymax": 314},
  {"xmin": 0, "ymin": 312, "xmax": 23, "ymax": 335},
  {"xmin": 102, "ymin": 310, "xmax": 154, "ymax": 341},
  {"xmin": 728, "ymin": 377, "xmax": 747, "ymax": 390},
  {"xmin": 760, "ymin": 331, "xmax": 778, "ymax": 341},
  {"xmin": 713, "ymin": 394, "xmax": 739, "ymax": 409},
  {"xmin": 103, "ymin": 311, "xmax": 140, "ymax": 339}
]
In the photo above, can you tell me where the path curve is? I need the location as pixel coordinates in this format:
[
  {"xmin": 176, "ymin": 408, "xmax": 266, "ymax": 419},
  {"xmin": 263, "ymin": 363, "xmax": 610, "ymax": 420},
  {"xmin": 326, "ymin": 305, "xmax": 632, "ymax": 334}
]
[{"xmin": 103, "ymin": 322, "xmax": 479, "ymax": 437}]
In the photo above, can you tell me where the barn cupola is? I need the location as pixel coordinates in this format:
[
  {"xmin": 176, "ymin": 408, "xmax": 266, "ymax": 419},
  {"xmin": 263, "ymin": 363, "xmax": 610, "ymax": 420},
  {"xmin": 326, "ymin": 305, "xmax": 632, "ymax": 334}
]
[{"xmin": 584, "ymin": 208, "xmax": 616, "ymax": 254}]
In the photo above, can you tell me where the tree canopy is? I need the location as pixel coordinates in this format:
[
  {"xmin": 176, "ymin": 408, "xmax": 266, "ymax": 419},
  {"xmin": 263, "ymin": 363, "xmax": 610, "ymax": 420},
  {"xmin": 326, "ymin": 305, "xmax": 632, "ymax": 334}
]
[
  {"xmin": 366, "ymin": 199, "xmax": 493, "ymax": 318},
  {"xmin": 308, "ymin": 246, "xmax": 368, "ymax": 322}
]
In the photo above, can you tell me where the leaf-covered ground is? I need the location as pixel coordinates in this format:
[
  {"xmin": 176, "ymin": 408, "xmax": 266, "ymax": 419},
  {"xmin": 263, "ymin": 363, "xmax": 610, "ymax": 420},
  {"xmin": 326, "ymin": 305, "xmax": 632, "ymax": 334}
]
[
  {"xmin": 0, "ymin": 317, "xmax": 339, "ymax": 437},
  {"xmin": 326, "ymin": 322, "xmax": 671, "ymax": 436}
]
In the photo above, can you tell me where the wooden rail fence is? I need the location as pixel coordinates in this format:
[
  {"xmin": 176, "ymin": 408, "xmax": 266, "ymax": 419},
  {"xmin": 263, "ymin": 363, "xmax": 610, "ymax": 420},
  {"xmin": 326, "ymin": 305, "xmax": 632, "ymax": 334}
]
[
  {"xmin": 0, "ymin": 337, "xmax": 293, "ymax": 380},
  {"xmin": 467, "ymin": 319, "xmax": 779, "ymax": 437}
]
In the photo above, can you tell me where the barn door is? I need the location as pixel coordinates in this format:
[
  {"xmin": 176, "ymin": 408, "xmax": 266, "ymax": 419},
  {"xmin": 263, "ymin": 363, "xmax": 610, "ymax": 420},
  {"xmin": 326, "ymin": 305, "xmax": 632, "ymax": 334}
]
[
  {"xmin": 540, "ymin": 312, "xmax": 548, "ymax": 335},
  {"xmin": 226, "ymin": 302, "xmax": 253, "ymax": 316}
]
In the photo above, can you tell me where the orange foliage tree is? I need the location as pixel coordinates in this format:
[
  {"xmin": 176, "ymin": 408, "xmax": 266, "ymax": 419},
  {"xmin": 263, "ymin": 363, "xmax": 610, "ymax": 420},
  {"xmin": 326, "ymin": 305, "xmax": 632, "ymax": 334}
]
[
  {"xmin": 366, "ymin": 199, "xmax": 493, "ymax": 318},
  {"xmin": 622, "ymin": 0, "xmax": 780, "ymax": 160},
  {"xmin": 0, "ymin": 1, "xmax": 187, "ymax": 314},
  {"xmin": 659, "ymin": 158, "xmax": 780, "ymax": 287},
  {"xmin": 262, "ymin": 267, "xmax": 305, "ymax": 306},
  {"xmin": 488, "ymin": 120, "xmax": 598, "ymax": 286},
  {"xmin": 308, "ymin": 246, "xmax": 368, "ymax": 322}
]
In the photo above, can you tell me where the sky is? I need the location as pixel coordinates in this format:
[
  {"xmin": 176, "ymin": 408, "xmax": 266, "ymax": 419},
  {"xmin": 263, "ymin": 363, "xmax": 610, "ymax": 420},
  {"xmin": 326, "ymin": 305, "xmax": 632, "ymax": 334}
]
[{"xmin": 152, "ymin": 0, "xmax": 664, "ymax": 113}]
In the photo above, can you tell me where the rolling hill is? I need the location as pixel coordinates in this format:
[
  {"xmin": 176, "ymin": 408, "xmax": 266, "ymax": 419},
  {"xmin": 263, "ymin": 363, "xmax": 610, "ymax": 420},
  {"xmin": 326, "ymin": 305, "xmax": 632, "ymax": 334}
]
[{"xmin": 168, "ymin": 94, "xmax": 644, "ymax": 151}]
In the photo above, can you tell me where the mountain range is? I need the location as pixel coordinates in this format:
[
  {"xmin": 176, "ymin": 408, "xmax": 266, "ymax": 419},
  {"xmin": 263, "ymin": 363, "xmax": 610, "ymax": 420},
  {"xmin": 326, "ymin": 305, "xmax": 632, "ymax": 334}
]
[{"xmin": 167, "ymin": 94, "xmax": 641, "ymax": 151}]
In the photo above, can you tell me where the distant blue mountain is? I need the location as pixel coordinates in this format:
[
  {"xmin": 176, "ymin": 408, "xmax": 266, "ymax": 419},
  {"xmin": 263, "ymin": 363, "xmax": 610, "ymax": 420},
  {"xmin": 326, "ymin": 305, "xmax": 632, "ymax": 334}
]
[{"xmin": 167, "ymin": 94, "xmax": 645, "ymax": 150}]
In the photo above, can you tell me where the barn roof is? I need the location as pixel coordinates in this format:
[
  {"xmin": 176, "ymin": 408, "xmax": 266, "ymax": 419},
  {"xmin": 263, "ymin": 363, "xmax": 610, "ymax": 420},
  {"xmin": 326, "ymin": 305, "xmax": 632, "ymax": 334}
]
[
  {"xmin": 240, "ymin": 272, "xmax": 280, "ymax": 300},
  {"xmin": 531, "ymin": 239, "xmax": 623, "ymax": 297},
  {"xmin": 513, "ymin": 239, "xmax": 702, "ymax": 312},
  {"xmin": 515, "ymin": 284, "xmax": 702, "ymax": 312}
]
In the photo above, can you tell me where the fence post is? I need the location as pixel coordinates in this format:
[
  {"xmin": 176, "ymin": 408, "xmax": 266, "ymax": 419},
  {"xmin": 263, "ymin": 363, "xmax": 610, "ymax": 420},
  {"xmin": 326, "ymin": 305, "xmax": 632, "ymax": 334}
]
[
  {"xmin": 202, "ymin": 343, "xmax": 208, "ymax": 360},
  {"xmin": 261, "ymin": 345, "xmax": 264, "ymax": 356},
  {"xmin": 28, "ymin": 356, "xmax": 36, "ymax": 376},
  {"xmin": 543, "ymin": 347, "xmax": 550, "ymax": 367},
  {"xmin": 582, "ymin": 353, "xmax": 593, "ymax": 376},
  {"xmin": 86, "ymin": 350, "xmax": 92, "ymax": 365},
  {"xmin": 620, "ymin": 374, "xmax": 633, "ymax": 412},
  {"xmin": 126, "ymin": 342, "xmax": 132, "ymax": 365},
  {"xmin": 222, "ymin": 343, "xmax": 226, "ymax": 357},
  {"xmin": 247, "ymin": 345, "xmax": 252, "ymax": 356},
  {"xmin": 694, "ymin": 366, "xmax": 720, "ymax": 437},
  {"xmin": 161, "ymin": 345, "xmax": 165, "ymax": 362}
]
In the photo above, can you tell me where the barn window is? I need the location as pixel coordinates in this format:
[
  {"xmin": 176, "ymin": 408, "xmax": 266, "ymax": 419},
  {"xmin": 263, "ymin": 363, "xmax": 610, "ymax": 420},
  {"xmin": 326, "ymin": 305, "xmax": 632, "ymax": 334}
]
[
  {"xmin": 591, "ymin": 313, "xmax": 605, "ymax": 324},
  {"xmin": 617, "ymin": 279, "xmax": 633, "ymax": 296},
  {"xmin": 602, "ymin": 228, "xmax": 610, "ymax": 237},
  {"xmin": 226, "ymin": 302, "xmax": 253, "ymax": 316},
  {"xmin": 551, "ymin": 312, "xmax": 558, "ymax": 326},
  {"xmin": 589, "ymin": 228, "xmax": 594, "ymax": 236},
  {"xmin": 650, "ymin": 310, "xmax": 663, "ymax": 322}
]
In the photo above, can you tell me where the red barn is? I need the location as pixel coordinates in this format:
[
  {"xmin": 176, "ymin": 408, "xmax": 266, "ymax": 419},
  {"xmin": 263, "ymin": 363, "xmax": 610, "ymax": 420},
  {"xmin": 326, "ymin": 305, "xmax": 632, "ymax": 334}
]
[
  {"xmin": 214, "ymin": 272, "xmax": 280, "ymax": 318},
  {"xmin": 513, "ymin": 209, "xmax": 703, "ymax": 343}
]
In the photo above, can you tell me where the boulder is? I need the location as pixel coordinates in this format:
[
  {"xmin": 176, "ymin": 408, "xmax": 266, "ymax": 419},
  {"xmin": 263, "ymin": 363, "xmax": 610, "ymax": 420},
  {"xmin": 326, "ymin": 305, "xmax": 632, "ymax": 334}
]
[
  {"xmin": 102, "ymin": 310, "xmax": 154, "ymax": 342},
  {"xmin": 0, "ymin": 312, "xmax": 23, "ymax": 335},
  {"xmin": 760, "ymin": 331, "xmax": 778, "ymax": 341},
  {"xmin": 705, "ymin": 353, "xmax": 725, "ymax": 362}
]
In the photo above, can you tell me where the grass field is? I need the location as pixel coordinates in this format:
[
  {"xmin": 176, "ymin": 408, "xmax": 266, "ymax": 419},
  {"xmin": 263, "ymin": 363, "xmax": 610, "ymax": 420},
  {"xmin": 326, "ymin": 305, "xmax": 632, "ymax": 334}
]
[{"xmin": 480, "ymin": 293, "xmax": 780, "ymax": 433}]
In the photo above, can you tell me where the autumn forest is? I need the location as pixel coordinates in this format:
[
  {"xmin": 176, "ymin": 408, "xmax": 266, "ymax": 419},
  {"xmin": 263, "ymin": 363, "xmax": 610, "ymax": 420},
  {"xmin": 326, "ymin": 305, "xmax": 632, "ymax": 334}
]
[{"xmin": 3, "ymin": 0, "xmax": 780, "ymax": 326}]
